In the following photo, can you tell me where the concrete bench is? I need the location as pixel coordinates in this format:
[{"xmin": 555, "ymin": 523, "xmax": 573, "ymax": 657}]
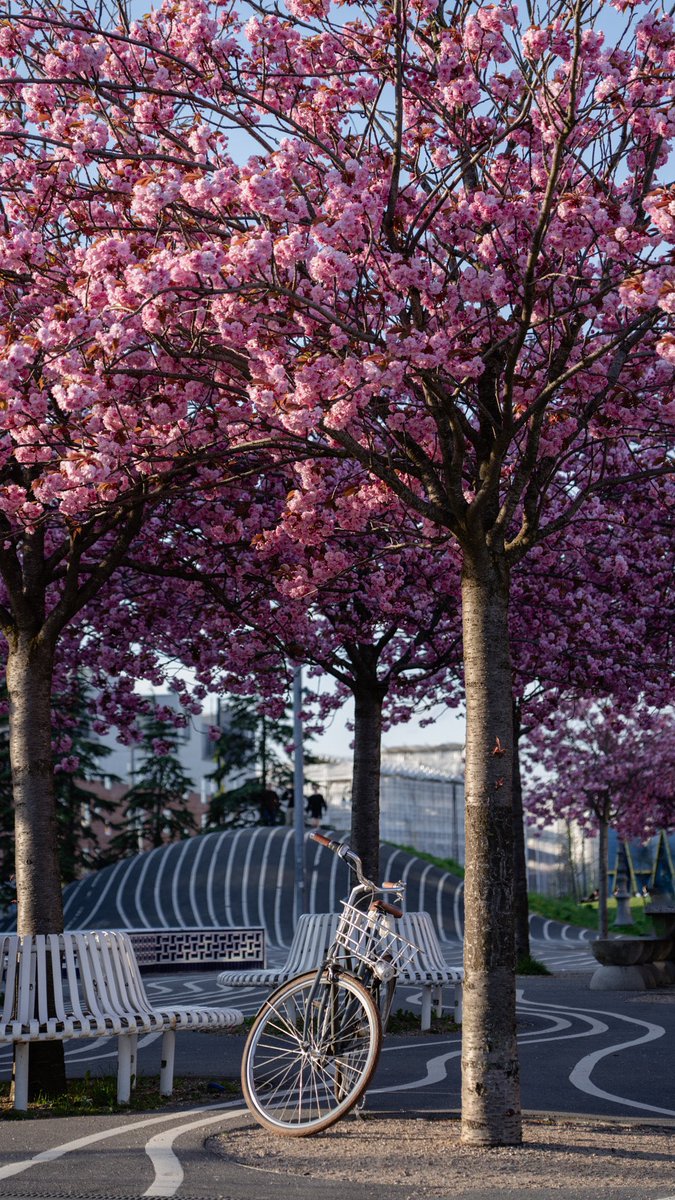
[
  {"xmin": 217, "ymin": 911, "xmax": 463, "ymax": 1030},
  {"xmin": 0, "ymin": 930, "xmax": 244, "ymax": 1110},
  {"xmin": 590, "ymin": 934, "xmax": 675, "ymax": 990},
  {"xmin": 645, "ymin": 905, "xmax": 675, "ymax": 938}
]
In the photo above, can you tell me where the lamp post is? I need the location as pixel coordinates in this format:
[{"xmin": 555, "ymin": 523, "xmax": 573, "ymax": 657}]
[
  {"xmin": 613, "ymin": 869, "xmax": 633, "ymax": 926},
  {"xmin": 614, "ymin": 843, "xmax": 633, "ymax": 927},
  {"xmin": 293, "ymin": 666, "xmax": 305, "ymax": 918}
]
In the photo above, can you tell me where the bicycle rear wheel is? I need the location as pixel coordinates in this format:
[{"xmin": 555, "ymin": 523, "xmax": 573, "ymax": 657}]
[{"xmin": 241, "ymin": 969, "xmax": 382, "ymax": 1136}]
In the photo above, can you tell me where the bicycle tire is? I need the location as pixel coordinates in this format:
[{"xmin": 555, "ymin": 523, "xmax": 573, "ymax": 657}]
[{"xmin": 241, "ymin": 969, "xmax": 382, "ymax": 1136}]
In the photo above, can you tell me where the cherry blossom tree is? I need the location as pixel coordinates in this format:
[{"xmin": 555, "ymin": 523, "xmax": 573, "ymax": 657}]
[
  {"xmin": 0, "ymin": 69, "xmax": 287, "ymax": 958},
  {"xmin": 252, "ymin": 507, "xmax": 465, "ymax": 879},
  {"xmin": 0, "ymin": 174, "xmax": 258, "ymax": 1095},
  {"xmin": 111, "ymin": 459, "xmax": 464, "ymax": 878},
  {"xmin": 509, "ymin": 471, "xmax": 675, "ymax": 954},
  {"xmin": 4, "ymin": 0, "xmax": 675, "ymax": 1142},
  {"xmin": 526, "ymin": 699, "xmax": 675, "ymax": 936}
]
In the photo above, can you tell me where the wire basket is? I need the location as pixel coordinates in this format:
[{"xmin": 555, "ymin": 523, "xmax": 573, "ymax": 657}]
[{"xmin": 334, "ymin": 902, "xmax": 419, "ymax": 973}]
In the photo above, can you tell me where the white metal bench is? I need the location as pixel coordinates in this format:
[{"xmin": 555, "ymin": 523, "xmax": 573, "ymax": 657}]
[
  {"xmin": 217, "ymin": 911, "xmax": 463, "ymax": 1031},
  {"xmin": 0, "ymin": 930, "xmax": 244, "ymax": 1111}
]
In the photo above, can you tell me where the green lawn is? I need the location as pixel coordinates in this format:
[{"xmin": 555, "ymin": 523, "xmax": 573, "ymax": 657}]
[
  {"xmin": 394, "ymin": 845, "xmax": 654, "ymax": 935},
  {"xmin": 528, "ymin": 892, "xmax": 653, "ymax": 935}
]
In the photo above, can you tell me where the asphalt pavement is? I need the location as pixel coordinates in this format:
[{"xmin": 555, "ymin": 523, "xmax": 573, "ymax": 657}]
[
  {"xmin": 44, "ymin": 972, "xmax": 672, "ymax": 1122},
  {"xmin": 1, "ymin": 944, "xmax": 674, "ymax": 1200}
]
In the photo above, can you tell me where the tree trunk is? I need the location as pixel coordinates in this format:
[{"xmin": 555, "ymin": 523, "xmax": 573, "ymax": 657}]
[
  {"xmin": 350, "ymin": 680, "xmax": 384, "ymax": 882},
  {"xmin": 7, "ymin": 633, "xmax": 63, "ymax": 935},
  {"xmin": 7, "ymin": 630, "xmax": 66, "ymax": 1098},
  {"xmin": 598, "ymin": 810, "xmax": 609, "ymax": 939},
  {"xmin": 460, "ymin": 549, "xmax": 521, "ymax": 1146},
  {"xmin": 260, "ymin": 713, "xmax": 268, "ymax": 790},
  {"xmin": 512, "ymin": 705, "xmax": 530, "ymax": 963},
  {"xmin": 565, "ymin": 821, "xmax": 579, "ymax": 902}
]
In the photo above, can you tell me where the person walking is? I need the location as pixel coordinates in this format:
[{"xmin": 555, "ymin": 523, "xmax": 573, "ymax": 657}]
[
  {"xmin": 259, "ymin": 788, "xmax": 280, "ymax": 826},
  {"xmin": 306, "ymin": 790, "xmax": 327, "ymax": 829},
  {"xmin": 281, "ymin": 787, "xmax": 294, "ymax": 827}
]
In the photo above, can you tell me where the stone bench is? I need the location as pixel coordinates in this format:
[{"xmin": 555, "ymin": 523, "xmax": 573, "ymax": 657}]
[
  {"xmin": 590, "ymin": 935, "xmax": 675, "ymax": 990},
  {"xmin": 217, "ymin": 910, "xmax": 463, "ymax": 1029},
  {"xmin": 0, "ymin": 930, "xmax": 244, "ymax": 1110}
]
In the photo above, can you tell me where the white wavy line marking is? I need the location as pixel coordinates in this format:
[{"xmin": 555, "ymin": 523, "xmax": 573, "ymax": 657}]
[
  {"xmin": 518, "ymin": 995, "xmax": 672, "ymax": 1118},
  {"xmin": 569, "ymin": 1021, "xmax": 673, "ymax": 1116},
  {"xmin": 63, "ymin": 1032, "xmax": 163, "ymax": 1063},
  {"xmin": 0, "ymin": 1100, "xmax": 243, "ymax": 1182},
  {"xmin": 373, "ymin": 1012, "xmax": 578, "ymax": 1094},
  {"xmin": 142, "ymin": 1107, "xmax": 247, "ymax": 1196},
  {"xmin": 372, "ymin": 1048, "xmax": 461, "ymax": 1092}
]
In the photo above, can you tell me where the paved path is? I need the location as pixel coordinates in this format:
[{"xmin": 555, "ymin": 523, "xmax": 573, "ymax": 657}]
[{"xmin": 1, "ymin": 941, "xmax": 674, "ymax": 1200}]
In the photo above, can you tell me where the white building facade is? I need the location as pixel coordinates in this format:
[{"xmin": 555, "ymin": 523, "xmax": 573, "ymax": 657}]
[{"xmin": 307, "ymin": 755, "xmax": 466, "ymax": 864}]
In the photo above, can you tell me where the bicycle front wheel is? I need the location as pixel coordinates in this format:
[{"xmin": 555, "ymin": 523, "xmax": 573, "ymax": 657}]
[{"xmin": 241, "ymin": 969, "xmax": 382, "ymax": 1136}]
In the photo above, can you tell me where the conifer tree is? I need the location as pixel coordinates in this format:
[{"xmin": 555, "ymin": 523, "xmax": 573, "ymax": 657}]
[
  {"xmin": 52, "ymin": 679, "xmax": 119, "ymax": 882},
  {"xmin": 207, "ymin": 696, "xmax": 294, "ymax": 829},
  {"xmin": 109, "ymin": 708, "xmax": 197, "ymax": 854}
]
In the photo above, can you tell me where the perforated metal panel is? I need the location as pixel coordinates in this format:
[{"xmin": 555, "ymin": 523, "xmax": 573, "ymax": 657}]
[{"xmin": 126, "ymin": 927, "xmax": 265, "ymax": 970}]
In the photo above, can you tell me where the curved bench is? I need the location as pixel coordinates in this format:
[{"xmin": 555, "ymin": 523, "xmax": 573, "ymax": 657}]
[
  {"xmin": 0, "ymin": 930, "xmax": 243, "ymax": 1110},
  {"xmin": 590, "ymin": 935, "xmax": 675, "ymax": 990},
  {"xmin": 217, "ymin": 911, "xmax": 463, "ymax": 1029}
]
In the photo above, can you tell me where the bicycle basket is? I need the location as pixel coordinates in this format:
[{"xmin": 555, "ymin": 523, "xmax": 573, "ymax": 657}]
[{"xmin": 334, "ymin": 902, "xmax": 418, "ymax": 972}]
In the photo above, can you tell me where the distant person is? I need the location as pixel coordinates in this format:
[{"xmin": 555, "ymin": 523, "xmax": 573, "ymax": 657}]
[
  {"xmin": 259, "ymin": 788, "xmax": 280, "ymax": 826},
  {"xmin": 306, "ymin": 790, "xmax": 327, "ymax": 829},
  {"xmin": 281, "ymin": 787, "xmax": 294, "ymax": 827}
]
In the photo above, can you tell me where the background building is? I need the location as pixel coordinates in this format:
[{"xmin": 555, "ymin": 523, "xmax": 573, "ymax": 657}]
[
  {"xmin": 307, "ymin": 754, "xmax": 465, "ymax": 864},
  {"xmin": 92, "ymin": 698, "xmax": 673, "ymax": 900}
]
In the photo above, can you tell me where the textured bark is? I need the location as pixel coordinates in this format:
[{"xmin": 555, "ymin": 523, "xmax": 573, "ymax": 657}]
[
  {"xmin": 350, "ymin": 681, "xmax": 384, "ymax": 882},
  {"xmin": 7, "ymin": 633, "xmax": 63, "ymax": 935},
  {"xmin": 512, "ymin": 708, "xmax": 531, "ymax": 962},
  {"xmin": 7, "ymin": 630, "xmax": 66, "ymax": 1098},
  {"xmin": 460, "ymin": 550, "xmax": 522, "ymax": 1146}
]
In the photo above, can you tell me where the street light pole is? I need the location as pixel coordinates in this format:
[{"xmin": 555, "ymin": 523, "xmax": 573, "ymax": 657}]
[{"xmin": 293, "ymin": 666, "xmax": 305, "ymax": 919}]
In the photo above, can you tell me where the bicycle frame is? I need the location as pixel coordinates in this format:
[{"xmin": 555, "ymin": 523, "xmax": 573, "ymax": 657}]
[{"xmin": 307, "ymin": 834, "xmax": 411, "ymax": 1030}]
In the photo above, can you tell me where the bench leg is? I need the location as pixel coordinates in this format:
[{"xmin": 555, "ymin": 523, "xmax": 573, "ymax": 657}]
[
  {"xmin": 13, "ymin": 1043, "xmax": 29, "ymax": 1111},
  {"xmin": 160, "ymin": 1029, "xmax": 176, "ymax": 1097},
  {"xmin": 117, "ymin": 1033, "xmax": 138, "ymax": 1104},
  {"xmin": 420, "ymin": 986, "xmax": 432, "ymax": 1031},
  {"xmin": 454, "ymin": 982, "xmax": 463, "ymax": 1025},
  {"xmin": 433, "ymin": 985, "xmax": 443, "ymax": 1018}
]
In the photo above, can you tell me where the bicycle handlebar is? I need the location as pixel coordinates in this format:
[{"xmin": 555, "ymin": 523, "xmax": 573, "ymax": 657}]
[
  {"xmin": 310, "ymin": 833, "xmax": 403, "ymax": 906},
  {"xmin": 310, "ymin": 832, "xmax": 348, "ymax": 855},
  {"xmin": 310, "ymin": 831, "xmax": 366, "ymax": 880}
]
